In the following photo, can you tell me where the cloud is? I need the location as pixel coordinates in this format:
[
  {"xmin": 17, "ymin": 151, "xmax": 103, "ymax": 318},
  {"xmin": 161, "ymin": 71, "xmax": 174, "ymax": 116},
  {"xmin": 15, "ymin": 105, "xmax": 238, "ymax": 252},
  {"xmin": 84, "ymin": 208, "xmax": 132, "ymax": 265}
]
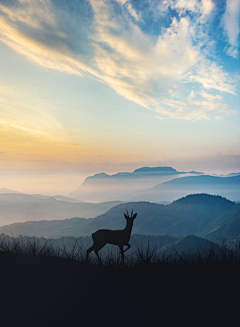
[
  {"xmin": 186, "ymin": 60, "xmax": 236, "ymax": 94},
  {"xmin": 0, "ymin": 119, "xmax": 51, "ymax": 138},
  {"xmin": 213, "ymin": 151, "xmax": 223, "ymax": 157},
  {"xmin": 169, "ymin": 0, "xmax": 201, "ymax": 15},
  {"xmin": 201, "ymin": 0, "xmax": 215, "ymax": 17},
  {"xmin": 167, "ymin": 0, "xmax": 214, "ymax": 19},
  {"xmin": 125, "ymin": 2, "xmax": 142, "ymax": 22},
  {"xmin": 0, "ymin": 0, "xmax": 96, "ymax": 75},
  {"xmin": 156, "ymin": 88, "xmax": 235, "ymax": 120},
  {"xmin": 0, "ymin": 0, "xmax": 237, "ymax": 120},
  {"xmin": 222, "ymin": 0, "xmax": 240, "ymax": 58},
  {"xmin": 0, "ymin": 84, "xmax": 63, "ymax": 140},
  {"xmin": 199, "ymin": 90, "xmax": 222, "ymax": 100}
]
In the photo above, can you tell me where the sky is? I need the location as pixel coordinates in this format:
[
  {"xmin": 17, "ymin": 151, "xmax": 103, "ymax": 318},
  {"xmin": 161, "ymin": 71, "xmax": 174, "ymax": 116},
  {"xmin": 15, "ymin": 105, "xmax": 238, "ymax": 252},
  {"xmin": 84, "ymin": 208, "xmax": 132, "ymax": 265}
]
[{"xmin": 0, "ymin": 0, "xmax": 240, "ymax": 195}]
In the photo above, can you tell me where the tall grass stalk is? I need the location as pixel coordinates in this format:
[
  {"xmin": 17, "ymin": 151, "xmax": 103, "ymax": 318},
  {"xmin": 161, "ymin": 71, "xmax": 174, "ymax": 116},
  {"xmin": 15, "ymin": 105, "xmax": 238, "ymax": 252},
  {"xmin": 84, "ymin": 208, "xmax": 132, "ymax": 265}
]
[{"xmin": 1, "ymin": 234, "xmax": 240, "ymax": 266}]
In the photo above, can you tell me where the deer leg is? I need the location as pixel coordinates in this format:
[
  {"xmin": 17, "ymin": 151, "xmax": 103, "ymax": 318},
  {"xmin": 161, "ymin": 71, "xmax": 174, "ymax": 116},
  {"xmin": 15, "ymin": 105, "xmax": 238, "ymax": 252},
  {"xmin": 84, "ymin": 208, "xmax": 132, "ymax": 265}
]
[
  {"xmin": 86, "ymin": 244, "xmax": 95, "ymax": 258},
  {"xmin": 93, "ymin": 242, "xmax": 106, "ymax": 265},
  {"xmin": 94, "ymin": 249, "xmax": 103, "ymax": 265},
  {"xmin": 119, "ymin": 245, "xmax": 125, "ymax": 265},
  {"xmin": 122, "ymin": 243, "xmax": 131, "ymax": 253}
]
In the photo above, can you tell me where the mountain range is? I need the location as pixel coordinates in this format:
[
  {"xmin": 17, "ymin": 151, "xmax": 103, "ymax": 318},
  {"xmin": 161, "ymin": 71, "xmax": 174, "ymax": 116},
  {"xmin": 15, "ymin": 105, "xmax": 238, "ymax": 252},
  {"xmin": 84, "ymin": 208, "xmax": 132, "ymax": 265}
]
[
  {"xmin": 1, "ymin": 194, "xmax": 239, "ymax": 243},
  {"xmin": 69, "ymin": 166, "xmax": 240, "ymax": 202},
  {"xmin": 127, "ymin": 174, "xmax": 240, "ymax": 202},
  {"xmin": 0, "ymin": 193, "xmax": 122, "ymax": 226},
  {"xmin": 69, "ymin": 166, "xmax": 204, "ymax": 202},
  {"xmin": 0, "ymin": 188, "xmax": 84, "ymax": 203}
]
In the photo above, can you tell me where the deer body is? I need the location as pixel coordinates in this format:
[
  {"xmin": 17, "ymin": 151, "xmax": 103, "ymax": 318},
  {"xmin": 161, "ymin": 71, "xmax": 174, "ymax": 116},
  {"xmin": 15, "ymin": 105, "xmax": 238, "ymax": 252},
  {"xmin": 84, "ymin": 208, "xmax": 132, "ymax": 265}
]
[{"xmin": 86, "ymin": 210, "xmax": 137, "ymax": 264}]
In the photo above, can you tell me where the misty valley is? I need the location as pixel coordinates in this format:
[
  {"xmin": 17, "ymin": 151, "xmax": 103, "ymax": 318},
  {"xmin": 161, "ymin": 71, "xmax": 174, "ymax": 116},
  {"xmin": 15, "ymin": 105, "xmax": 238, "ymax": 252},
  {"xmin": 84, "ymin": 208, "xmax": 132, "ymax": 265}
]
[{"xmin": 1, "ymin": 166, "xmax": 240, "ymax": 260}]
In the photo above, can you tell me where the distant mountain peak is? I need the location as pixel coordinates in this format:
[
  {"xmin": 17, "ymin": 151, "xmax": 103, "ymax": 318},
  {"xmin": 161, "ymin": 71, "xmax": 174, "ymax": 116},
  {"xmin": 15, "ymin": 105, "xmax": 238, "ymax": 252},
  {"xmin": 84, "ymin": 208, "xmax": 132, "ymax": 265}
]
[
  {"xmin": 86, "ymin": 166, "xmax": 179, "ymax": 180},
  {"xmin": 80, "ymin": 166, "xmax": 181, "ymax": 187},
  {"xmin": 71, "ymin": 166, "xmax": 207, "ymax": 201},
  {"xmin": 171, "ymin": 193, "xmax": 234, "ymax": 206},
  {"xmin": 0, "ymin": 188, "xmax": 23, "ymax": 194},
  {"xmin": 89, "ymin": 173, "xmax": 109, "ymax": 178},
  {"xmin": 133, "ymin": 166, "xmax": 177, "ymax": 173}
]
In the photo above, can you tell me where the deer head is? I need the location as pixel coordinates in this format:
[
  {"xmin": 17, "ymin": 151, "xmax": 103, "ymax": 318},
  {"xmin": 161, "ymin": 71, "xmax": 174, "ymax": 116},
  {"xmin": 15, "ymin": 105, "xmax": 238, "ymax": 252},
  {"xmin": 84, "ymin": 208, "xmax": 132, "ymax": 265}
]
[{"xmin": 124, "ymin": 209, "xmax": 137, "ymax": 220}]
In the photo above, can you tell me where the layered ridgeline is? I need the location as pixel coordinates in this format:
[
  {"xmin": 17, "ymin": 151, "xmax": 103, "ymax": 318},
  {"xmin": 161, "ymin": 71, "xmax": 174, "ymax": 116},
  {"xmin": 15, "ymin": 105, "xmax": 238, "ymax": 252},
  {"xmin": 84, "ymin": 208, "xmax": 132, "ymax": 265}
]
[
  {"xmin": 0, "ymin": 193, "xmax": 122, "ymax": 226},
  {"xmin": 1, "ymin": 194, "xmax": 239, "ymax": 243},
  {"xmin": 0, "ymin": 188, "xmax": 88, "ymax": 203},
  {"xmin": 69, "ymin": 166, "xmax": 203, "ymax": 202},
  {"xmin": 128, "ymin": 174, "xmax": 240, "ymax": 202},
  {"xmin": 69, "ymin": 166, "xmax": 240, "ymax": 202}
]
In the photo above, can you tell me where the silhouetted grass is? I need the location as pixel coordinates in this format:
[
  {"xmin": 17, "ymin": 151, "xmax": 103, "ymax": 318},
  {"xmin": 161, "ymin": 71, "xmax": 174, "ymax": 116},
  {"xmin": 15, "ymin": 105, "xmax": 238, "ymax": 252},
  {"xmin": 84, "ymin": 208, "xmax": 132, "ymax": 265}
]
[
  {"xmin": 0, "ymin": 234, "xmax": 58, "ymax": 257},
  {"xmin": 0, "ymin": 233, "xmax": 240, "ymax": 266}
]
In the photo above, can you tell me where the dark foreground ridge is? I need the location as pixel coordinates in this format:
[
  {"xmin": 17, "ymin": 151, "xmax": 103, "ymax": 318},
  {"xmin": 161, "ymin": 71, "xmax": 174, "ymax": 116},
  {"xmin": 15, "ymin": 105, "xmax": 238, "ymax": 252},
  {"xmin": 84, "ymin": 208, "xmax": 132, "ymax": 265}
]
[{"xmin": 0, "ymin": 252, "xmax": 239, "ymax": 327}]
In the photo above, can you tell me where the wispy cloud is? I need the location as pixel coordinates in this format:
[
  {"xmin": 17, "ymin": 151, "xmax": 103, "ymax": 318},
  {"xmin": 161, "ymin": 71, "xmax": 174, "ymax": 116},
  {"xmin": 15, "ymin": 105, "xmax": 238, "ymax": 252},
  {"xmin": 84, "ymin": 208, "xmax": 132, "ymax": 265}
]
[
  {"xmin": 222, "ymin": 0, "xmax": 240, "ymax": 58},
  {"xmin": 0, "ymin": 0, "xmax": 237, "ymax": 120},
  {"xmin": 0, "ymin": 84, "xmax": 63, "ymax": 140},
  {"xmin": 0, "ymin": 120, "xmax": 51, "ymax": 137},
  {"xmin": 156, "ymin": 88, "xmax": 235, "ymax": 120},
  {"xmin": 0, "ymin": 0, "xmax": 96, "ymax": 76}
]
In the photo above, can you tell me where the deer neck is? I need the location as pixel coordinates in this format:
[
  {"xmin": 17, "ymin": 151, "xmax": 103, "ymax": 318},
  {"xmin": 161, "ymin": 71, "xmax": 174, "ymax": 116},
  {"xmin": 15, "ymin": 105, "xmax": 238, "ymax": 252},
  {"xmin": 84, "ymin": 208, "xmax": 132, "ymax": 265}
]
[{"xmin": 124, "ymin": 220, "xmax": 133, "ymax": 238}]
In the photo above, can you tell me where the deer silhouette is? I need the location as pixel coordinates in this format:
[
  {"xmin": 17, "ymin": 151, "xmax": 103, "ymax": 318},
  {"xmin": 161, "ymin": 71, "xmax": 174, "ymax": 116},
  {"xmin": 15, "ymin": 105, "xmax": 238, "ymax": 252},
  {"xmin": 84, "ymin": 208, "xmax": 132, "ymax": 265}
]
[{"xmin": 86, "ymin": 209, "xmax": 137, "ymax": 264}]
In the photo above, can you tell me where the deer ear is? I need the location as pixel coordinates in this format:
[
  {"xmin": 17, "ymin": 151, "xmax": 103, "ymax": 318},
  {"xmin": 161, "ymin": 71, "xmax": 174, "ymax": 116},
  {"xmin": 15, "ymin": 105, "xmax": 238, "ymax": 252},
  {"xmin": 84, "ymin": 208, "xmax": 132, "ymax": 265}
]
[
  {"xmin": 133, "ymin": 213, "xmax": 137, "ymax": 219},
  {"xmin": 124, "ymin": 214, "xmax": 128, "ymax": 219}
]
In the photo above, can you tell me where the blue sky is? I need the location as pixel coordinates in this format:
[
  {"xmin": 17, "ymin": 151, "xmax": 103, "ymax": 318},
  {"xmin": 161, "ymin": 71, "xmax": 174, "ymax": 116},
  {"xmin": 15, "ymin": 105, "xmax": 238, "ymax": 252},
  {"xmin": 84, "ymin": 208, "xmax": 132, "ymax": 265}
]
[{"xmin": 0, "ymin": 0, "xmax": 239, "ymax": 194}]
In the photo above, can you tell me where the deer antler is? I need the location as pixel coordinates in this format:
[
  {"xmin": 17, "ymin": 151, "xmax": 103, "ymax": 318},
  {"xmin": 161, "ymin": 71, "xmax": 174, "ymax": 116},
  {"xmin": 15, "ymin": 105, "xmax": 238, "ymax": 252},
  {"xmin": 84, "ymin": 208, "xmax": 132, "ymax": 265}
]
[
  {"xmin": 131, "ymin": 209, "xmax": 133, "ymax": 218},
  {"xmin": 126, "ymin": 209, "xmax": 129, "ymax": 217}
]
